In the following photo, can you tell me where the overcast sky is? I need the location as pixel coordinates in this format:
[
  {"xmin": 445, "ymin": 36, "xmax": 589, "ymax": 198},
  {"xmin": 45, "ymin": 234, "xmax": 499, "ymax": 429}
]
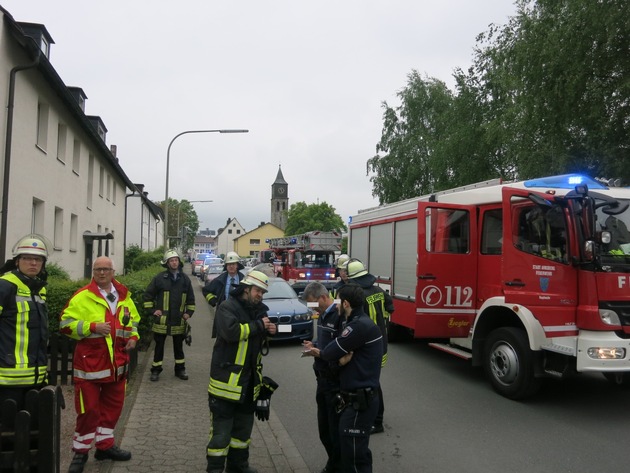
[{"xmin": 3, "ymin": 0, "xmax": 518, "ymax": 233}]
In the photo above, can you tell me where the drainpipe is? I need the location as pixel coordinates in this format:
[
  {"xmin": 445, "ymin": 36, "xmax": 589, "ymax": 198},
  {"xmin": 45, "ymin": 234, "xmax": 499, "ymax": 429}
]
[{"xmin": 1, "ymin": 52, "xmax": 41, "ymax": 260}]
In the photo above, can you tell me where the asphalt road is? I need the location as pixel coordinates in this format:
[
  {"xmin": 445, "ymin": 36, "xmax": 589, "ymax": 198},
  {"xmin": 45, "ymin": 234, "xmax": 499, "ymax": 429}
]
[{"xmin": 266, "ymin": 335, "xmax": 630, "ymax": 473}]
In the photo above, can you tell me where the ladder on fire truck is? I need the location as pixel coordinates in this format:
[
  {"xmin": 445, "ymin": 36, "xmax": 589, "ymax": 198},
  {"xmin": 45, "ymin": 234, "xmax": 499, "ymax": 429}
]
[{"xmin": 268, "ymin": 231, "xmax": 342, "ymax": 251}]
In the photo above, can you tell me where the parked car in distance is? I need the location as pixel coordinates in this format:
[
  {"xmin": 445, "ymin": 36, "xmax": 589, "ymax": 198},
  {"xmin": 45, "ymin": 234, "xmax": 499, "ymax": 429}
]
[
  {"xmin": 264, "ymin": 278, "xmax": 313, "ymax": 341},
  {"xmin": 202, "ymin": 257, "xmax": 224, "ymax": 282},
  {"xmin": 192, "ymin": 253, "xmax": 210, "ymax": 276}
]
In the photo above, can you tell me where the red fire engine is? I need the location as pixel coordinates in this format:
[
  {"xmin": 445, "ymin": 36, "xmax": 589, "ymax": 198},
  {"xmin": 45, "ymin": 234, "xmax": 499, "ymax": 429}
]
[
  {"xmin": 267, "ymin": 231, "xmax": 342, "ymax": 293},
  {"xmin": 349, "ymin": 174, "xmax": 630, "ymax": 399}
]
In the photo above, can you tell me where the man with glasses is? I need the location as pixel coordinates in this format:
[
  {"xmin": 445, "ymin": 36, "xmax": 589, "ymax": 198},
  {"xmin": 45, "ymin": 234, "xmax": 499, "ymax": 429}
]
[
  {"xmin": 60, "ymin": 256, "xmax": 140, "ymax": 473},
  {"xmin": 0, "ymin": 234, "xmax": 51, "ymax": 410}
]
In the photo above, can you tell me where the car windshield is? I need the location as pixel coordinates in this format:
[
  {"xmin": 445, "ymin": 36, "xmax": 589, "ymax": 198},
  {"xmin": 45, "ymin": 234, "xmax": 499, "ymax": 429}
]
[
  {"xmin": 264, "ymin": 280, "xmax": 298, "ymax": 300},
  {"xmin": 204, "ymin": 257, "xmax": 222, "ymax": 265}
]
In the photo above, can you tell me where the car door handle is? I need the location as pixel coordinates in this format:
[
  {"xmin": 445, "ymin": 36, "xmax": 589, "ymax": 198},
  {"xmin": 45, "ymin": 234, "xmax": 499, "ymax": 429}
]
[
  {"xmin": 505, "ymin": 280, "xmax": 526, "ymax": 287},
  {"xmin": 418, "ymin": 274, "xmax": 436, "ymax": 280}
]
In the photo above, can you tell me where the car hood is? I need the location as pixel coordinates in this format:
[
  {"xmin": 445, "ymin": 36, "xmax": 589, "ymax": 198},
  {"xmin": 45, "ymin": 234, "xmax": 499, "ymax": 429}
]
[{"xmin": 264, "ymin": 297, "xmax": 309, "ymax": 315}]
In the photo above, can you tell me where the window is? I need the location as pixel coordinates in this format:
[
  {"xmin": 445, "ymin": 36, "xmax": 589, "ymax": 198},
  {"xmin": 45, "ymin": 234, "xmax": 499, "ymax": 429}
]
[
  {"xmin": 425, "ymin": 207, "xmax": 469, "ymax": 254},
  {"xmin": 112, "ymin": 182, "xmax": 117, "ymax": 205},
  {"xmin": 72, "ymin": 139, "xmax": 81, "ymax": 174},
  {"xmin": 57, "ymin": 123, "xmax": 67, "ymax": 163},
  {"xmin": 32, "ymin": 198, "xmax": 45, "ymax": 234},
  {"xmin": 237, "ymin": 230, "xmax": 241, "ymax": 234},
  {"xmin": 54, "ymin": 207, "xmax": 63, "ymax": 249},
  {"xmin": 36, "ymin": 102, "xmax": 49, "ymax": 151},
  {"xmin": 106, "ymin": 174, "xmax": 111, "ymax": 201},
  {"xmin": 87, "ymin": 155, "xmax": 94, "ymax": 209},
  {"xmin": 250, "ymin": 239, "xmax": 260, "ymax": 245},
  {"xmin": 228, "ymin": 229, "xmax": 233, "ymax": 234},
  {"xmin": 481, "ymin": 209, "xmax": 503, "ymax": 255},
  {"xmin": 99, "ymin": 166, "xmax": 104, "ymax": 197},
  {"xmin": 70, "ymin": 214, "xmax": 78, "ymax": 251},
  {"xmin": 513, "ymin": 203, "xmax": 567, "ymax": 263}
]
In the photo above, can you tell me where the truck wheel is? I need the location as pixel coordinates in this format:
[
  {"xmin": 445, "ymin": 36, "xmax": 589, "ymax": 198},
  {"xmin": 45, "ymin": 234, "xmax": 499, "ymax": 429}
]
[
  {"xmin": 603, "ymin": 372, "xmax": 630, "ymax": 388},
  {"xmin": 484, "ymin": 327, "xmax": 541, "ymax": 400},
  {"xmin": 387, "ymin": 321, "xmax": 406, "ymax": 343}
]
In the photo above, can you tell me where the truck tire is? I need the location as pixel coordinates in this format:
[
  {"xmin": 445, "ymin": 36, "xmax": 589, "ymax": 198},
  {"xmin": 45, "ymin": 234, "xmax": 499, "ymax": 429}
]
[
  {"xmin": 603, "ymin": 372, "xmax": 630, "ymax": 388},
  {"xmin": 484, "ymin": 327, "xmax": 541, "ymax": 400},
  {"xmin": 387, "ymin": 321, "xmax": 407, "ymax": 343}
]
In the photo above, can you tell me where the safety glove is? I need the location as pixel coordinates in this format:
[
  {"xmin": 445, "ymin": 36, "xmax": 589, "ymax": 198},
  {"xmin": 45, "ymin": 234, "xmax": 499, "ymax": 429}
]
[{"xmin": 255, "ymin": 376, "xmax": 279, "ymax": 422}]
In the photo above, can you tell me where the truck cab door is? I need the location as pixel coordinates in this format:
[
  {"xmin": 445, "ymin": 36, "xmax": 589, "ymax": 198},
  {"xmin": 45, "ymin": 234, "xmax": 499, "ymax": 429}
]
[
  {"xmin": 416, "ymin": 202, "xmax": 478, "ymax": 337},
  {"xmin": 501, "ymin": 187, "xmax": 578, "ymax": 336}
]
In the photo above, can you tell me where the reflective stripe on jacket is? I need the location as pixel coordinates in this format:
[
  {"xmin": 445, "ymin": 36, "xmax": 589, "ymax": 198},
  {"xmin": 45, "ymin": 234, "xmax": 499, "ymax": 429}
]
[
  {"xmin": 60, "ymin": 279, "xmax": 140, "ymax": 383},
  {"xmin": 0, "ymin": 271, "xmax": 48, "ymax": 386},
  {"xmin": 143, "ymin": 270, "xmax": 195, "ymax": 335}
]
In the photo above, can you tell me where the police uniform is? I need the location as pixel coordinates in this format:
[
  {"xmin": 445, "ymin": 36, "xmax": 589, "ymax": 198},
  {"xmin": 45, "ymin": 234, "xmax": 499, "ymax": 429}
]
[
  {"xmin": 320, "ymin": 306, "xmax": 383, "ymax": 473},
  {"xmin": 312, "ymin": 302, "xmax": 344, "ymax": 472}
]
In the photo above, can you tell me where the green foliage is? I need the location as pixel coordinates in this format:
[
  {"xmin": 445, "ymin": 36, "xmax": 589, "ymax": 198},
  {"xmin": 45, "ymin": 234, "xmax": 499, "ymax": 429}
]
[
  {"xmin": 131, "ymin": 248, "xmax": 163, "ymax": 272},
  {"xmin": 117, "ymin": 264, "xmax": 163, "ymax": 340},
  {"xmin": 46, "ymin": 277, "xmax": 87, "ymax": 333},
  {"xmin": 369, "ymin": 0, "xmax": 630, "ymax": 202},
  {"xmin": 124, "ymin": 245, "xmax": 144, "ymax": 273},
  {"xmin": 158, "ymin": 198, "xmax": 202, "ymax": 250},
  {"xmin": 284, "ymin": 201, "xmax": 347, "ymax": 235},
  {"xmin": 45, "ymin": 262, "xmax": 71, "ymax": 280}
]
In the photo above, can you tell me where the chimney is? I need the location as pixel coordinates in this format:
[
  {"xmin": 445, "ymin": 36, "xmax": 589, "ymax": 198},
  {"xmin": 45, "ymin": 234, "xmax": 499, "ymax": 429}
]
[
  {"xmin": 110, "ymin": 144, "xmax": 117, "ymax": 157},
  {"xmin": 134, "ymin": 183, "xmax": 145, "ymax": 193}
]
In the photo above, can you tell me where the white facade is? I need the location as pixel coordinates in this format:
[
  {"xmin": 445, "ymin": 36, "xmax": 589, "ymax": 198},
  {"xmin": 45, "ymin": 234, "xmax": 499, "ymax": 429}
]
[
  {"xmin": 125, "ymin": 187, "xmax": 163, "ymax": 252},
  {"xmin": 0, "ymin": 10, "xmax": 148, "ymax": 279},
  {"xmin": 215, "ymin": 218, "xmax": 245, "ymax": 257}
]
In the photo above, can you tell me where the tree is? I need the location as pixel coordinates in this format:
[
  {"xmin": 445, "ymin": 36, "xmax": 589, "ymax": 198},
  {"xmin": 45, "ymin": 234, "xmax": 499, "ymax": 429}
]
[
  {"xmin": 284, "ymin": 202, "xmax": 347, "ymax": 235},
  {"xmin": 157, "ymin": 198, "xmax": 201, "ymax": 250}
]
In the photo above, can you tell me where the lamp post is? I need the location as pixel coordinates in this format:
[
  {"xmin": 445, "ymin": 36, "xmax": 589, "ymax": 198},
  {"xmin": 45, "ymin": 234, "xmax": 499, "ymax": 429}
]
[{"xmin": 164, "ymin": 129, "xmax": 248, "ymax": 248}]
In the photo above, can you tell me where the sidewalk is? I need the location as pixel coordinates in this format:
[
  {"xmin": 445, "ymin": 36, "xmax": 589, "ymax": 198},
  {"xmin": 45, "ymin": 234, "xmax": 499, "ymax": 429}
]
[{"xmin": 80, "ymin": 273, "xmax": 310, "ymax": 473}]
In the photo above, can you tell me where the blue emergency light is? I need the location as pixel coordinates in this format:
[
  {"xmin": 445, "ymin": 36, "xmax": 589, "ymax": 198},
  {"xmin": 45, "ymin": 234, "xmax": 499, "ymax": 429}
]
[{"xmin": 524, "ymin": 174, "xmax": 607, "ymax": 190}]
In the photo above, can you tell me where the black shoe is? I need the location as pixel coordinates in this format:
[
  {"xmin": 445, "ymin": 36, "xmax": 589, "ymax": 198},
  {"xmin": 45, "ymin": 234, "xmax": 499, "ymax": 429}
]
[
  {"xmin": 370, "ymin": 424, "xmax": 384, "ymax": 434},
  {"xmin": 150, "ymin": 372, "xmax": 159, "ymax": 382},
  {"xmin": 175, "ymin": 370, "xmax": 189, "ymax": 380},
  {"xmin": 68, "ymin": 453, "xmax": 88, "ymax": 473},
  {"xmin": 94, "ymin": 445, "xmax": 132, "ymax": 461}
]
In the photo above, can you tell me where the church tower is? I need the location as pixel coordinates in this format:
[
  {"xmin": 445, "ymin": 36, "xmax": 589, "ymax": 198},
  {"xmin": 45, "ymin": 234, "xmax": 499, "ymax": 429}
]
[{"xmin": 271, "ymin": 165, "xmax": 288, "ymax": 230}]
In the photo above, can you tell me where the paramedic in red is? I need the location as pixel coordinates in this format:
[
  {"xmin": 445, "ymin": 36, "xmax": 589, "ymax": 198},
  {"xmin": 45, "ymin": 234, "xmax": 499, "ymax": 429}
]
[{"xmin": 60, "ymin": 256, "xmax": 140, "ymax": 473}]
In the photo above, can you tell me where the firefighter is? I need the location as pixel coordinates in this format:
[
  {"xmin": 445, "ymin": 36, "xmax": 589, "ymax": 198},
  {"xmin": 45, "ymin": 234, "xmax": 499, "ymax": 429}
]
[
  {"xmin": 206, "ymin": 270, "xmax": 278, "ymax": 473},
  {"xmin": 320, "ymin": 283, "xmax": 383, "ymax": 473},
  {"xmin": 60, "ymin": 256, "xmax": 140, "ymax": 473},
  {"xmin": 302, "ymin": 281, "xmax": 345, "ymax": 473},
  {"xmin": 329, "ymin": 254, "xmax": 349, "ymax": 300},
  {"xmin": 344, "ymin": 258, "xmax": 394, "ymax": 434},
  {"xmin": 203, "ymin": 251, "xmax": 246, "ymax": 337},
  {"xmin": 143, "ymin": 249, "xmax": 195, "ymax": 382},
  {"xmin": 0, "ymin": 234, "xmax": 50, "ymax": 410}
]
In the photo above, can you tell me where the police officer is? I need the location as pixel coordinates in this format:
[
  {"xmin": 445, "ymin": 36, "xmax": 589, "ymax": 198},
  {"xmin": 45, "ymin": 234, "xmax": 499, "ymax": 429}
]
[
  {"xmin": 203, "ymin": 251, "xmax": 245, "ymax": 337},
  {"xmin": 344, "ymin": 258, "xmax": 393, "ymax": 434},
  {"xmin": 143, "ymin": 249, "xmax": 195, "ymax": 381},
  {"xmin": 302, "ymin": 282, "xmax": 345, "ymax": 473},
  {"xmin": 0, "ymin": 234, "xmax": 50, "ymax": 410},
  {"xmin": 206, "ymin": 270, "xmax": 277, "ymax": 473},
  {"xmin": 320, "ymin": 284, "xmax": 383, "ymax": 473}
]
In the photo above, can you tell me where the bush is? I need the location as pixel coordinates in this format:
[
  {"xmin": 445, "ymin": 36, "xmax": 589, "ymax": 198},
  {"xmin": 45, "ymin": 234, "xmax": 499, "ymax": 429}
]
[{"xmin": 45, "ymin": 262, "xmax": 71, "ymax": 280}]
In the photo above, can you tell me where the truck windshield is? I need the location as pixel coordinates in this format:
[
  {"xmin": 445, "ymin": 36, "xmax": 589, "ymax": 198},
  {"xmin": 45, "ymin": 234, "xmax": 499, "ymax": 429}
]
[{"xmin": 595, "ymin": 198, "xmax": 630, "ymax": 266}]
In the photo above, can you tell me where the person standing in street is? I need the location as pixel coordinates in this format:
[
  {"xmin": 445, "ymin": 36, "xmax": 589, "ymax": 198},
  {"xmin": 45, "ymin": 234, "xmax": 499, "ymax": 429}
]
[
  {"xmin": 60, "ymin": 256, "xmax": 140, "ymax": 473},
  {"xmin": 206, "ymin": 270, "xmax": 277, "ymax": 473},
  {"xmin": 320, "ymin": 284, "xmax": 383, "ymax": 473},
  {"xmin": 0, "ymin": 234, "xmax": 50, "ymax": 410},
  {"xmin": 143, "ymin": 249, "xmax": 195, "ymax": 381},
  {"xmin": 329, "ymin": 254, "xmax": 349, "ymax": 300},
  {"xmin": 302, "ymin": 281, "xmax": 344, "ymax": 473},
  {"xmin": 203, "ymin": 251, "xmax": 245, "ymax": 337},
  {"xmin": 344, "ymin": 258, "xmax": 394, "ymax": 434}
]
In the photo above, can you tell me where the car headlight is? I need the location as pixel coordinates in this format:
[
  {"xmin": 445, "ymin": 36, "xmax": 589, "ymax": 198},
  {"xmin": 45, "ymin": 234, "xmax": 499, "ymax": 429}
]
[{"xmin": 294, "ymin": 313, "xmax": 312, "ymax": 322}]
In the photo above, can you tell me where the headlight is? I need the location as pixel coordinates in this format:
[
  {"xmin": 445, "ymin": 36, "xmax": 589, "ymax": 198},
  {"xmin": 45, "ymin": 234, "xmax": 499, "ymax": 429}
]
[
  {"xmin": 587, "ymin": 347, "xmax": 626, "ymax": 359},
  {"xmin": 294, "ymin": 313, "xmax": 312, "ymax": 322},
  {"xmin": 599, "ymin": 309, "xmax": 621, "ymax": 326}
]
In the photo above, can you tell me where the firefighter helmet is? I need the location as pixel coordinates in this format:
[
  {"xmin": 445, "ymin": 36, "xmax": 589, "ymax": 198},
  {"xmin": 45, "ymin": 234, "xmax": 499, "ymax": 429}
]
[
  {"xmin": 336, "ymin": 254, "xmax": 350, "ymax": 269},
  {"xmin": 241, "ymin": 270, "xmax": 269, "ymax": 292},
  {"xmin": 346, "ymin": 258, "xmax": 368, "ymax": 279},
  {"xmin": 224, "ymin": 251, "xmax": 244, "ymax": 270},
  {"xmin": 161, "ymin": 249, "xmax": 183, "ymax": 267},
  {"xmin": 12, "ymin": 234, "xmax": 50, "ymax": 260}
]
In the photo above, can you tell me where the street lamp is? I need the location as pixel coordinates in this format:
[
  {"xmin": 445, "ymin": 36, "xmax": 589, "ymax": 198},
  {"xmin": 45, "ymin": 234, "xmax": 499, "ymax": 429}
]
[
  {"xmin": 164, "ymin": 129, "xmax": 248, "ymax": 248},
  {"xmin": 176, "ymin": 199, "xmax": 214, "ymax": 230}
]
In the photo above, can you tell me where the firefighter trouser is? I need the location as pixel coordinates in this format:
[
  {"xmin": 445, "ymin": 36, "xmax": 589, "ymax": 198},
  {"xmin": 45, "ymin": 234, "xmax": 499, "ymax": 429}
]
[
  {"xmin": 72, "ymin": 378, "xmax": 126, "ymax": 453},
  {"xmin": 338, "ymin": 391, "xmax": 379, "ymax": 473},
  {"xmin": 316, "ymin": 378, "xmax": 341, "ymax": 472},
  {"xmin": 152, "ymin": 333, "xmax": 186, "ymax": 374},
  {"xmin": 206, "ymin": 395, "xmax": 255, "ymax": 472}
]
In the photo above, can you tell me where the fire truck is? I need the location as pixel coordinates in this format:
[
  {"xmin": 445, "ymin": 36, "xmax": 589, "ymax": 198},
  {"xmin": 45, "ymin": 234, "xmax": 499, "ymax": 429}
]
[
  {"xmin": 267, "ymin": 231, "xmax": 342, "ymax": 293},
  {"xmin": 349, "ymin": 174, "xmax": 630, "ymax": 399}
]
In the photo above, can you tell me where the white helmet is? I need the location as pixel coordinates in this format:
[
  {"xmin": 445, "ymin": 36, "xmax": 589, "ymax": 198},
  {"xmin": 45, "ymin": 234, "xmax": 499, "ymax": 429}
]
[
  {"xmin": 12, "ymin": 234, "xmax": 50, "ymax": 260},
  {"xmin": 161, "ymin": 249, "xmax": 182, "ymax": 267},
  {"xmin": 336, "ymin": 254, "xmax": 350, "ymax": 269},
  {"xmin": 224, "ymin": 251, "xmax": 244, "ymax": 270},
  {"xmin": 241, "ymin": 270, "xmax": 269, "ymax": 292},
  {"xmin": 346, "ymin": 258, "xmax": 368, "ymax": 279}
]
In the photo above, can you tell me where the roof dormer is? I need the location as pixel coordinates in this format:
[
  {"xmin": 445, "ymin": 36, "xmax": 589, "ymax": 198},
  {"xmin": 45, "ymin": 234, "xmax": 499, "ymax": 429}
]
[{"xmin": 16, "ymin": 22, "xmax": 54, "ymax": 59}]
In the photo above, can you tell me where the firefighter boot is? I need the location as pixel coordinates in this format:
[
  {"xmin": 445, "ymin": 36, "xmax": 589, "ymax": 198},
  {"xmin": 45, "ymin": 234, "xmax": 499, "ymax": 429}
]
[
  {"xmin": 150, "ymin": 371, "xmax": 160, "ymax": 382},
  {"xmin": 68, "ymin": 452, "xmax": 88, "ymax": 473}
]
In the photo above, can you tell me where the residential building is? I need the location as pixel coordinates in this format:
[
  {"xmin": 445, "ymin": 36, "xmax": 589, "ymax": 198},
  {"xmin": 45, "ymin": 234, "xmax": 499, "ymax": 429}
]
[
  {"xmin": 234, "ymin": 222, "xmax": 284, "ymax": 257},
  {"xmin": 193, "ymin": 234, "xmax": 216, "ymax": 258},
  {"xmin": 0, "ymin": 8, "xmax": 155, "ymax": 279},
  {"xmin": 125, "ymin": 184, "xmax": 164, "ymax": 252},
  {"xmin": 215, "ymin": 217, "xmax": 245, "ymax": 257}
]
